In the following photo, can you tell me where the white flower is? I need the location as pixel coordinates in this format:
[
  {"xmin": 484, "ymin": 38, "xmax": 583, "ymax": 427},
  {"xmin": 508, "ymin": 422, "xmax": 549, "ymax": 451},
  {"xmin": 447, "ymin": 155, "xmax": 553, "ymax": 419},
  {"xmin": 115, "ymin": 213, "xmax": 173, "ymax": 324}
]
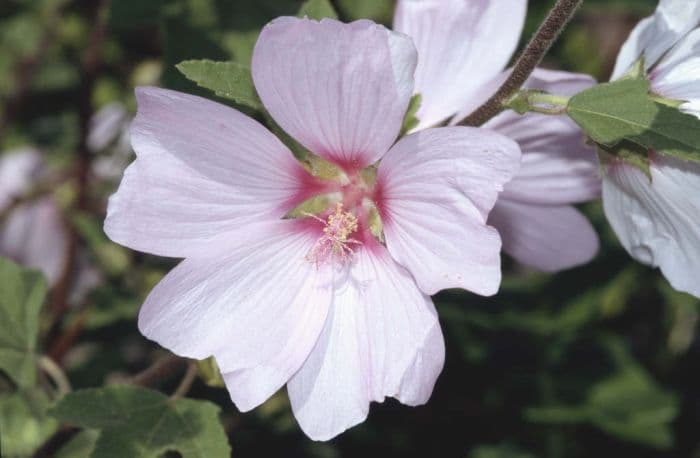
[{"xmin": 604, "ymin": 0, "xmax": 700, "ymax": 297}]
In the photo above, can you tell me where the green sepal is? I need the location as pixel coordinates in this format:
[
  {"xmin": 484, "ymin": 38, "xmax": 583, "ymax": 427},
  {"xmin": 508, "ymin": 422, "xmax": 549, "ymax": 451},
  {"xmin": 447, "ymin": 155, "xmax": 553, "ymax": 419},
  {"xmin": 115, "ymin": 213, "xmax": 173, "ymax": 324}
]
[
  {"xmin": 618, "ymin": 55, "xmax": 647, "ymax": 81},
  {"xmin": 597, "ymin": 140, "xmax": 652, "ymax": 180},
  {"xmin": 285, "ymin": 194, "xmax": 333, "ymax": 219},
  {"xmin": 401, "ymin": 94, "xmax": 422, "ymax": 135},
  {"xmin": 196, "ymin": 357, "xmax": 225, "ymax": 388}
]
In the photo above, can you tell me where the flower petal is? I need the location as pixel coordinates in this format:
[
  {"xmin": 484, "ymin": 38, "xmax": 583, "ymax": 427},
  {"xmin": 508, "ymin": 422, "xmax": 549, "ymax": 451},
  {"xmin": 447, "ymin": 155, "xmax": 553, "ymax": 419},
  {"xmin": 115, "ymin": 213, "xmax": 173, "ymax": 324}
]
[
  {"xmin": 0, "ymin": 148, "xmax": 42, "ymax": 208},
  {"xmin": 287, "ymin": 244, "xmax": 444, "ymax": 441},
  {"xmin": 105, "ymin": 87, "xmax": 321, "ymax": 258},
  {"xmin": 612, "ymin": 0, "xmax": 700, "ymax": 79},
  {"xmin": 603, "ymin": 153, "xmax": 700, "ymax": 298},
  {"xmin": 487, "ymin": 115, "xmax": 600, "ymax": 206},
  {"xmin": 377, "ymin": 127, "xmax": 521, "ymax": 296},
  {"xmin": 489, "ymin": 201, "xmax": 599, "ymax": 272},
  {"xmin": 87, "ymin": 102, "xmax": 129, "ymax": 153},
  {"xmin": 138, "ymin": 221, "xmax": 333, "ymax": 411},
  {"xmin": 650, "ymin": 29, "xmax": 700, "ymax": 118},
  {"xmin": 252, "ymin": 17, "xmax": 417, "ymax": 169},
  {"xmin": 394, "ymin": 0, "xmax": 526, "ymax": 129},
  {"xmin": 0, "ymin": 198, "xmax": 68, "ymax": 285}
]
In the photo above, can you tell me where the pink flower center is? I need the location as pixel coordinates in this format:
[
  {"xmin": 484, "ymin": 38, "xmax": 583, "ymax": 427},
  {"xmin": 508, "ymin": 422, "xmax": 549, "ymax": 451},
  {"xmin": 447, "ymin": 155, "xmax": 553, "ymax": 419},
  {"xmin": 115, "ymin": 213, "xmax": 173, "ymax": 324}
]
[{"xmin": 299, "ymin": 168, "xmax": 380, "ymax": 265}]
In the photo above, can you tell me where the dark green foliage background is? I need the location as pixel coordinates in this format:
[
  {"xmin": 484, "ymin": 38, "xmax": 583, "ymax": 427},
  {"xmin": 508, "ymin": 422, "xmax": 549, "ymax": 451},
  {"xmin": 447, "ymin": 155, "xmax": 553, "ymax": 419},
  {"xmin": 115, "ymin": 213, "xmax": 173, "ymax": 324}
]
[{"xmin": 3, "ymin": 0, "xmax": 699, "ymax": 457}]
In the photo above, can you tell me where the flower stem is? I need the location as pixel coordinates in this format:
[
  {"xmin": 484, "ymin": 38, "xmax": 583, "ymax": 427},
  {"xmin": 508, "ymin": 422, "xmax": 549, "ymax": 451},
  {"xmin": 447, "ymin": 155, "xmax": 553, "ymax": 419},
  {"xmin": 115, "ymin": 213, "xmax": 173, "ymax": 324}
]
[
  {"xmin": 458, "ymin": 0, "xmax": 584, "ymax": 126},
  {"xmin": 506, "ymin": 90, "xmax": 571, "ymax": 115},
  {"xmin": 170, "ymin": 362, "xmax": 199, "ymax": 400},
  {"xmin": 38, "ymin": 355, "xmax": 72, "ymax": 397}
]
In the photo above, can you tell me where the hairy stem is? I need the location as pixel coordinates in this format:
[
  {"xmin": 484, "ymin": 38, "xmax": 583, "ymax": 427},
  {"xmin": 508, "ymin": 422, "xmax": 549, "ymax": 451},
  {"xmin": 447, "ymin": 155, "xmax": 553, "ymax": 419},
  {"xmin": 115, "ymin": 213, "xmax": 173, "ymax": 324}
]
[{"xmin": 459, "ymin": 0, "xmax": 584, "ymax": 126}]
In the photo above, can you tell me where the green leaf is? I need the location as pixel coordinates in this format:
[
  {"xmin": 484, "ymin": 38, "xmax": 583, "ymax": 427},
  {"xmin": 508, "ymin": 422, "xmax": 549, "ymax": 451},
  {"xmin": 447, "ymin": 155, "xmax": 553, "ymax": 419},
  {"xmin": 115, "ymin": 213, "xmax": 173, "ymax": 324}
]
[
  {"xmin": 526, "ymin": 368, "xmax": 678, "ymax": 449},
  {"xmin": 0, "ymin": 256, "xmax": 47, "ymax": 388},
  {"xmin": 0, "ymin": 388, "xmax": 58, "ymax": 456},
  {"xmin": 335, "ymin": 0, "xmax": 394, "ymax": 24},
  {"xmin": 50, "ymin": 385, "xmax": 231, "ymax": 458},
  {"xmin": 587, "ymin": 369, "xmax": 678, "ymax": 450},
  {"xmin": 176, "ymin": 59, "xmax": 262, "ymax": 110},
  {"xmin": 70, "ymin": 212, "xmax": 129, "ymax": 276},
  {"xmin": 470, "ymin": 444, "xmax": 536, "ymax": 458},
  {"xmin": 55, "ymin": 430, "xmax": 100, "ymax": 458},
  {"xmin": 297, "ymin": 0, "xmax": 338, "ymax": 20},
  {"xmin": 401, "ymin": 94, "xmax": 422, "ymax": 135},
  {"xmin": 567, "ymin": 78, "xmax": 700, "ymax": 163}
]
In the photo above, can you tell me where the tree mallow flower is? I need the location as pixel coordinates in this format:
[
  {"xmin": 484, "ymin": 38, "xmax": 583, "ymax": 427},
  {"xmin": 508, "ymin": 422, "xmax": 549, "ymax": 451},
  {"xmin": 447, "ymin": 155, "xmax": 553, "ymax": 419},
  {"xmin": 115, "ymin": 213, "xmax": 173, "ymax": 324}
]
[
  {"xmin": 394, "ymin": 0, "xmax": 601, "ymax": 272},
  {"xmin": 104, "ymin": 17, "xmax": 521, "ymax": 440},
  {"xmin": 604, "ymin": 0, "xmax": 700, "ymax": 297}
]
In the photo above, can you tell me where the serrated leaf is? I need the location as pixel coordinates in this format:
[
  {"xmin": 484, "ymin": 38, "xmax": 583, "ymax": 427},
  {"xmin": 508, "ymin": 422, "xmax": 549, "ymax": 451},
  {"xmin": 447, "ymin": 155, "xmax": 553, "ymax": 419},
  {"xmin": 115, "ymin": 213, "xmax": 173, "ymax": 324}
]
[
  {"xmin": 0, "ymin": 256, "xmax": 47, "ymax": 388},
  {"xmin": 176, "ymin": 59, "xmax": 262, "ymax": 110},
  {"xmin": 50, "ymin": 385, "xmax": 231, "ymax": 458},
  {"xmin": 297, "ymin": 0, "xmax": 338, "ymax": 20},
  {"xmin": 568, "ymin": 78, "xmax": 700, "ymax": 163}
]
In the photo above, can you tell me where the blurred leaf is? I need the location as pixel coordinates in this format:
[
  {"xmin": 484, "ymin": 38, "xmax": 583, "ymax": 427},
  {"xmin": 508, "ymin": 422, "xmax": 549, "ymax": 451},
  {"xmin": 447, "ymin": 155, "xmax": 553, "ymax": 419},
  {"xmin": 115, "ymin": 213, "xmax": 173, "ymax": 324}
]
[
  {"xmin": 50, "ymin": 385, "xmax": 231, "ymax": 458},
  {"xmin": 176, "ymin": 59, "xmax": 262, "ymax": 110},
  {"xmin": 335, "ymin": 0, "xmax": 394, "ymax": 23},
  {"xmin": 297, "ymin": 0, "xmax": 338, "ymax": 20},
  {"xmin": 70, "ymin": 213, "xmax": 130, "ymax": 276},
  {"xmin": 568, "ymin": 78, "xmax": 700, "ymax": 164},
  {"xmin": 0, "ymin": 256, "xmax": 47, "ymax": 388},
  {"xmin": 587, "ymin": 368, "xmax": 678, "ymax": 449},
  {"xmin": 109, "ymin": 0, "xmax": 164, "ymax": 30},
  {"xmin": 55, "ymin": 430, "xmax": 100, "ymax": 458},
  {"xmin": 470, "ymin": 444, "xmax": 536, "ymax": 458},
  {"xmin": 526, "ymin": 364, "xmax": 678, "ymax": 449},
  {"xmin": 0, "ymin": 388, "xmax": 58, "ymax": 456}
]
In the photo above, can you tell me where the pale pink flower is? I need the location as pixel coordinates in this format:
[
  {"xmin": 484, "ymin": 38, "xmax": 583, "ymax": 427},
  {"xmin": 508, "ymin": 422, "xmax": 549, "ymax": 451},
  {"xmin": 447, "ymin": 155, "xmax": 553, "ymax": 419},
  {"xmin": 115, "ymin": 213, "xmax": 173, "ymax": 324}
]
[
  {"xmin": 88, "ymin": 102, "xmax": 133, "ymax": 181},
  {"xmin": 604, "ymin": 0, "xmax": 700, "ymax": 297},
  {"xmin": 0, "ymin": 149, "xmax": 68, "ymax": 285},
  {"xmin": 0, "ymin": 149, "xmax": 100, "ymax": 300},
  {"xmin": 394, "ymin": 0, "xmax": 601, "ymax": 272},
  {"xmin": 105, "ymin": 17, "xmax": 521, "ymax": 440}
]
